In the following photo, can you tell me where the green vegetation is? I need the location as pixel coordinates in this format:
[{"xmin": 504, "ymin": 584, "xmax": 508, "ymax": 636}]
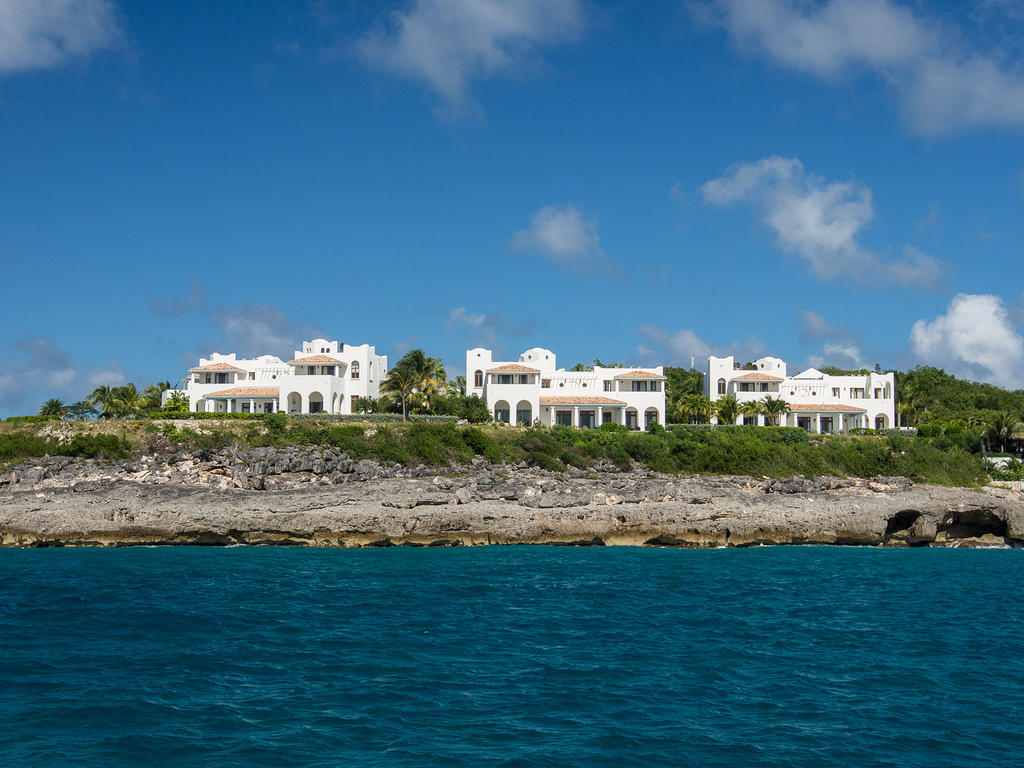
[{"xmin": 0, "ymin": 419, "xmax": 987, "ymax": 487}]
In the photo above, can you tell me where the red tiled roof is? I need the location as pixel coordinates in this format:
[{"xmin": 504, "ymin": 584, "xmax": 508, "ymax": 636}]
[
  {"xmin": 288, "ymin": 355, "xmax": 342, "ymax": 364},
  {"xmin": 488, "ymin": 363, "xmax": 540, "ymax": 372},
  {"xmin": 612, "ymin": 370, "xmax": 666, "ymax": 380},
  {"xmin": 540, "ymin": 396, "xmax": 627, "ymax": 405},
  {"xmin": 206, "ymin": 387, "xmax": 280, "ymax": 398},
  {"xmin": 788, "ymin": 403, "xmax": 867, "ymax": 413},
  {"xmin": 189, "ymin": 362, "xmax": 245, "ymax": 372},
  {"xmin": 732, "ymin": 372, "xmax": 783, "ymax": 381}
]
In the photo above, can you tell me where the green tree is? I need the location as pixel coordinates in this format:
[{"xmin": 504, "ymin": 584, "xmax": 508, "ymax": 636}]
[
  {"xmin": 675, "ymin": 393, "xmax": 714, "ymax": 424},
  {"xmin": 140, "ymin": 384, "xmax": 164, "ymax": 411},
  {"xmin": 161, "ymin": 392, "xmax": 190, "ymax": 414},
  {"xmin": 110, "ymin": 384, "xmax": 143, "ymax": 418},
  {"xmin": 381, "ymin": 366, "xmax": 419, "ymax": 421},
  {"xmin": 760, "ymin": 396, "xmax": 791, "ymax": 427},
  {"xmin": 392, "ymin": 349, "xmax": 447, "ymax": 412},
  {"xmin": 39, "ymin": 398, "xmax": 69, "ymax": 418},
  {"xmin": 715, "ymin": 395, "xmax": 740, "ymax": 426},
  {"xmin": 984, "ymin": 411, "xmax": 1022, "ymax": 453},
  {"xmin": 66, "ymin": 401, "xmax": 98, "ymax": 420},
  {"xmin": 740, "ymin": 399, "xmax": 763, "ymax": 424},
  {"xmin": 87, "ymin": 385, "xmax": 116, "ymax": 419}
]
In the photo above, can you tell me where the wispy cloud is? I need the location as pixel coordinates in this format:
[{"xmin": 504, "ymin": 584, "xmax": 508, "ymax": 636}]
[
  {"xmin": 356, "ymin": 0, "xmax": 585, "ymax": 115},
  {"xmin": 637, "ymin": 324, "xmax": 766, "ymax": 367},
  {"xmin": 0, "ymin": 0, "xmax": 122, "ymax": 75},
  {"xmin": 510, "ymin": 203, "xmax": 617, "ymax": 276},
  {"xmin": 152, "ymin": 284, "xmax": 321, "ymax": 360},
  {"xmin": 692, "ymin": 0, "xmax": 1024, "ymax": 136},
  {"xmin": 702, "ymin": 155, "xmax": 945, "ymax": 287},
  {"xmin": 0, "ymin": 336, "xmax": 125, "ymax": 412},
  {"xmin": 443, "ymin": 305, "xmax": 535, "ymax": 350},
  {"xmin": 910, "ymin": 293, "xmax": 1024, "ymax": 387}
]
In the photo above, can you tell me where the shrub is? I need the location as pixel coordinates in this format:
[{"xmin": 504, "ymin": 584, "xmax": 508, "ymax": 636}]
[{"xmin": 264, "ymin": 412, "xmax": 288, "ymax": 433}]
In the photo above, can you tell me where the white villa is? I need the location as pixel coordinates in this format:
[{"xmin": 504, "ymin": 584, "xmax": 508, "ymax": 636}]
[
  {"xmin": 170, "ymin": 338, "xmax": 387, "ymax": 415},
  {"xmin": 467, "ymin": 347, "xmax": 666, "ymax": 429},
  {"xmin": 706, "ymin": 355, "xmax": 895, "ymax": 433}
]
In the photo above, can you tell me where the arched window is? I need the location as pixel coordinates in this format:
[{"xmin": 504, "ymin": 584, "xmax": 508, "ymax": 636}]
[
  {"xmin": 474, "ymin": 370, "xmax": 483, "ymax": 388},
  {"xmin": 717, "ymin": 378, "xmax": 726, "ymax": 395},
  {"xmin": 351, "ymin": 362, "xmax": 360, "ymax": 379}
]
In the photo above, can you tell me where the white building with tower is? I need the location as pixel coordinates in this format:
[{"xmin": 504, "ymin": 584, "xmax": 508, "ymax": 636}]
[
  {"xmin": 466, "ymin": 347, "xmax": 666, "ymax": 429},
  {"xmin": 705, "ymin": 355, "xmax": 895, "ymax": 433},
  {"xmin": 171, "ymin": 338, "xmax": 387, "ymax": 415}
]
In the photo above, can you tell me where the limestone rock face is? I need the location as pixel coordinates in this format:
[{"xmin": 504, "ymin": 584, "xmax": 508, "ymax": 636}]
[{"xmin": 1, "ymin": 450, "xmax": 1021, "ymax": 549}]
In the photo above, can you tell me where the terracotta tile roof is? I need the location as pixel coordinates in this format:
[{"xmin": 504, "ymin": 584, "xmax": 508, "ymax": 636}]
[
  {"xmin": 206, "ymin": 387, "xmax": 280, "ymax": 398},
  {"xmin": 189, "ymin": 362, "xmax": 245, "ymax": 372},
  {"xmin": 788, "ymin": 403, "xmax": 867, "ymax": 413},
  {"xmin": 612, "ymin": 370, "xmax": 666, "ymax": 380},
  {"xmin": 488, "ymin": 363, "xmax": 540, "ymax": 372},
  {"xmin": 288, "ymin": 355, "xmax": 342, "ymax": 364},
  {"xmin": 540, "ymin": 396, "xmax": 627, "ymax": 405},
  {"xmin": 732, "ymin": 372, "xmax": 783, "ymax": 381}
]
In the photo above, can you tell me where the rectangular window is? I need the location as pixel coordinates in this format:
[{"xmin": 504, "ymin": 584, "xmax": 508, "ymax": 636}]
[
  {"xmin": 874, "ymin": 388, "xmax": 881, "ymax": 399},
  {"xmin": 555, "ymin": 410, "xmax": 572, "ymax": 427},
  {"xmin": 249, "ymin": 372, "xmax": 255, "ymax": 380},
  {"xmin": 604, "ymin": 381, "xmax": 614, "ymax": 392},
  {"xmin": 241, "ymin": 402, "xmax": 251, "ymax": 413},
  {"xmin": 832, "ymin": 388, "xmax": 840, "ymax": 397},
  {"xmin": 631, "ymin": 381, "xmax": 649, "ymax": 392},
  {"xmin": 759, "ymin": 383, "xmax": 767, "ymax": 392},
  {"xmin": 602, "ymin": 411, "xmax": 612, "ymax": 424},
  {"xmin": 307, "ymin": 366, "xmax": 315, "ymax": 375},
  {"xmin": 215, "ymin": 373, "xmax": 228, "ymax": 384},
  {"xmin": 498, "ymin": 375, "xmax": 513, "ymax": 385},
  {"xmin": 626, "ymin": 411, "xmax": 639, "ymax": 430},
  {"xmin": 324, "ymin": 366, "xmax": 336, "ymax": 376},
  {"xmin": 542, "ymin": 379, "xmax": 551, "ymax": 389},
  {"xmin": 651, "ymin": 382, "xmax": 660, "ymax": 392},
  {"xmin": 851, "ymin": 388, "xmax": 864, "ymax": 399},
  {"xmin": 739, "ymin": 383, "xmax": 750, "ymax": 392},
  {"xmin": 518, "ymin": 375, "xmax": 529, "ymax": 384},
  {"xmin": 204, "ymin": 374, "xmax": 211, "ymax": 383},
  {"xmin": 516, "ymin": 408, "xmax": 531, "ymax": 425}
]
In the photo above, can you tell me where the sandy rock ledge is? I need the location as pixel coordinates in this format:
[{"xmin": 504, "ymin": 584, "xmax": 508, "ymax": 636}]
[{"xmin": 1, "ymin": 453, "xmax": 1022, "ymax": 548}]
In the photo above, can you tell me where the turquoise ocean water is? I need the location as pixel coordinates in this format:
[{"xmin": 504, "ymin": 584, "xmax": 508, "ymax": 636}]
[{"xmin": 1, "ymin": 546, "xmax": 1022, "ymax": 766}]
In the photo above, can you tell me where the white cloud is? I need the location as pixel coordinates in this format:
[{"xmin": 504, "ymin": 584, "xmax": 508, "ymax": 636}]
[
  {"xmin": 799, "ymin": 309, "xmax": 857, "ymax": 343},
  {"xmin": 702, "ymin": 155, "xmax": 945, "ymax": 287},
  {"xmin": 356, "ymin": 0, "xmax": 585, "ymax": 112},
  {"xmin": 0, "ymin": 0, "xmax": 121, "ymax": 74},
  {"xmin": 0, "ymin": 336, "xmax": 125, "ymax": 413},
  {"xmin": 445, "ymin": 306, "xmax": 486, "ymax": 329},
  {"xmin": 212, "ymin": 303, "xmax": 321, "ymax": 360},
  {"xmin": 807, "ymin": 342, "xmax": 867, "ymax": 371},
  {"xmin": 638, "ymin": 324, "xmax": 766, "ymax": 366},
  {"xmin": 511, "ymin": 203, "xmax": 616, "ymax": 274},
  {"xmin": 910, "ymin": 293, "xmax": 1024, "ymax": 387},
  {"xmin": 694, "ymin": 0, "xmax": 1024, "ymax": 136}
]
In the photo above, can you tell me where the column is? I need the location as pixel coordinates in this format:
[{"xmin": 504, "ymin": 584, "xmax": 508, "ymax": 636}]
[
  {"xmin": 573, "ymin": 406, "xmax": 579, "ymax": 428},
  {"xmin": 815, "ymin": 413, "xmax": 821, "ymax": 434},
  {"xmin": 249, "ymin": 399, "xmax": 255, "ymax": 415},
  {"xmin": 226, "ymin": 399, "xmax": 232, "ymax": 413}
]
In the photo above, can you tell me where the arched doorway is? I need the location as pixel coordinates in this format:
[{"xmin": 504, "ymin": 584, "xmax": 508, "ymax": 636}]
[
  {"xmin": 625, "ymin": 408, "xmax": 639, "ymax": 431},
  {"xmin": 515, "ymin": 400, "xmax": 532, "ymax": 426},
  {"xmin": 494, "ymin": 400, "xmax": 510, "ymax": 424},
  {"xmin": 286, "ymin": 392, "xmax": 301, "ymax": 414},
  {"xmin": 308, "ymin": 392, "xmax": 324, "ymax": 414},
  {"xmin": 875, "ymin": 415, "xmax": 888, "ymax": 430},
  {"xmin": 645, "ymin": 408, "xmax": 659, "ymax": 428}
]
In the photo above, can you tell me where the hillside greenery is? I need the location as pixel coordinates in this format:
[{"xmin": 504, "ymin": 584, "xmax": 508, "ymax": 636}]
[{"xmin": 0, "ymin": 418, "xmax": 987, "ymax": 488}]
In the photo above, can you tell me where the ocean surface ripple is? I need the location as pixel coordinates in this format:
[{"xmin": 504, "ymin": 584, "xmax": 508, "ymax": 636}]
[{"xmin": 1, "ymin": 546, "xmax": 1022, "ymax": 767}]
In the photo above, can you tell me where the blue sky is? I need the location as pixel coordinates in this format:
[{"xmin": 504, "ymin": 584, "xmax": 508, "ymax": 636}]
[{"xmin": 2, "ymin": 0, "xmax": 1024, "ymax": 414}]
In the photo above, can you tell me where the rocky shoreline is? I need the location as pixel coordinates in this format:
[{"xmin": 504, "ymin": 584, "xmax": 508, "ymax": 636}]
[{"xmin": 1, "ymin": 447, "xmax": 1022, "ymax": 548}]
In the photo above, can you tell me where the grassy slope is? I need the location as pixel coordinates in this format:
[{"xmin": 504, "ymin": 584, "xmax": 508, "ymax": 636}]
[{"xmin": 0, "ymin": 418, "xmax": 988, "ymax": 488}]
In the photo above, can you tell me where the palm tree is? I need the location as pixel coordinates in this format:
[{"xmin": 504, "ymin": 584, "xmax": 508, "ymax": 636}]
[
  {"xmin": 109, "ymin": 384, "xmax": 142, "ymax": 418},
  {"xmin": 87, "ymin": 385, "xmax": 115, "ymax": 419},
  {"xmin": 675, "ymin": 393, "xmax": 714, "ymax": 424},
  {"xmin": 140, "ymin": 384, "xmax": 164, "ymax": 412},
  {"xmin": 39, "ymin": 398, "xmax": 69, "ymax": 418},
  {"xmin": 448, "ymin": 375, "xmax": 467, "ymax": 396},
  {"xmin": 896, "ymin": 401, "xmax": 916, "ymax": 428},
  {"xmin": 394, "ymin": 349, "xmax": 447, "ymax": 412},
  {"xmin": 740, "ymin": 399, "xmax": 763, "ymax": 425},
  {"xmin": 381, "ymin": 366, "xmax": 419, "ymax": 421},
  {"xmin": 760, "ymin": 396, "xmax": 791, "ymax": 427},
  {"xmin": 715, "ymin": 395, "xmax": 740, "ymax": 426},
  {"xmin": 985, "ymin": 412, "xmax": 1022, "ymax": 453}
]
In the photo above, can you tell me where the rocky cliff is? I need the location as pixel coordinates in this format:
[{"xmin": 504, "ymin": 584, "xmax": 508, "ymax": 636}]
[{"xmin": 2, "ymin": 448, "xmax": 1022, "ymax": 548}]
